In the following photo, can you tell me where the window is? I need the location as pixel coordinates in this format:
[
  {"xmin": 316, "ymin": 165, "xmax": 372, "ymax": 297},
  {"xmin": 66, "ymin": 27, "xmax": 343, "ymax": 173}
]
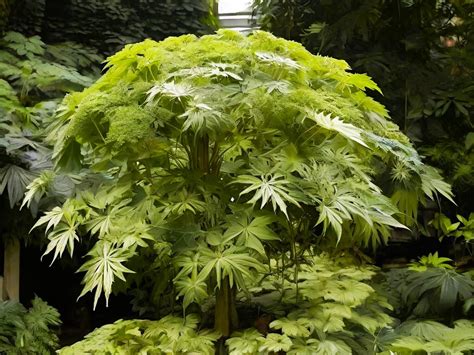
[{"xmin": 218, "ymin": 0, "xmax": 258, "ymax": 33}]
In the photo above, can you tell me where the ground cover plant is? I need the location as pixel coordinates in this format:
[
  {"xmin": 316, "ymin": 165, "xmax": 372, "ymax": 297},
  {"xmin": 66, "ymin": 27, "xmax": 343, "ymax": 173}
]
[{"xmin": 22, "ymin": 28, "xmax": 469, "ymax": 354}]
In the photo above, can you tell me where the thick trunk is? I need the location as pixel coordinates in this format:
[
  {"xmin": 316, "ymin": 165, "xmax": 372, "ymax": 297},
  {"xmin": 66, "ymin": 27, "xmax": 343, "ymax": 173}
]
[{"xmin": 214, "ymin": 276, "xmax": 238, "ymax": 337}]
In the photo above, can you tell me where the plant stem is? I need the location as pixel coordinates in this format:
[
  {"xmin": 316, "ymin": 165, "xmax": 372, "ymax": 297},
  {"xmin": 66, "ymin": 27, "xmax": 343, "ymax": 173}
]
[{"xmin": 214, "ymin": 276, "xmax": 238, "ymax": 337}]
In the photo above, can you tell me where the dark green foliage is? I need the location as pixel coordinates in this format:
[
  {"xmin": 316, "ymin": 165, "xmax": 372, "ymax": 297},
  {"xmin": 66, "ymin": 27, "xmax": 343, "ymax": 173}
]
[
  {"xmin": 0, "ymin": 0, "xmax": 14, "ymax": 32},
  {"xmin": 7, "ymin": 0, "xmax": 218, "ymax": 55},
  {"xmin": 0, "ymin": 31, "xmax": 96, "ymax": 219},
  {"xmin": 386, "ymin": 266, "xmax": 474, "ymax": 318},
  {"xmin": 254, "ymin": 0, "xmax": 474, "ymax": 213},
  {"xmin": 430, "ymin": 212, "xmax": 474, "ymax": 243},
  {"xmin": 0, "ymin": 296, "xmax": 61, "ymax": 354}
]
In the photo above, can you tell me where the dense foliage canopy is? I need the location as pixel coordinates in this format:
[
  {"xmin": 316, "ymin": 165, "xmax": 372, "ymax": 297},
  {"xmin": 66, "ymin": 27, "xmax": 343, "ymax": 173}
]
[{"xmin": 5, "ymin": 0, "xmax": 217, "ymax": 54}]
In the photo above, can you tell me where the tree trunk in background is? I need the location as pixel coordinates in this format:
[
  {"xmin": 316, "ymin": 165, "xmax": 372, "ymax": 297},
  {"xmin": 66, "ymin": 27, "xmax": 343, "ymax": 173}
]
[
  {"xmin": 0, "ymin": 0, "xmax": 14, "ymax": 32},
  {"xmin": 3, "ymin": 239, "xmax": 20, "ymax": 301}
]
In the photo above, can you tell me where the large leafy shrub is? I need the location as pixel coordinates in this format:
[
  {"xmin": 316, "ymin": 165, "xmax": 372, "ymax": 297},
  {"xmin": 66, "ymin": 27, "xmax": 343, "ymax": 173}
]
[
  {"xmin": 30, "ymin": 30, "xmax": 454, "ymax": 352},
  {"xmin": 0, "ymin": 296, "xmax": 61, "ymax": 354}
]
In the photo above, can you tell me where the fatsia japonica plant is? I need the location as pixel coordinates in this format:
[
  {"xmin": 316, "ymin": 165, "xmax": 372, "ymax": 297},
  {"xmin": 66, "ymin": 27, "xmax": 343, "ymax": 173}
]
[{"xmin": 28, "ymin": 30, "xmax": 454, "ymax": 351}]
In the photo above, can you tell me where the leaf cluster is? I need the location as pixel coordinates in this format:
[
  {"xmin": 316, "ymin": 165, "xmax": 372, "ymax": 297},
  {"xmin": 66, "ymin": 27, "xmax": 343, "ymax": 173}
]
[
  {"xmin": 0, "ymin": 296, "xmax": 61, "ymax": 354},
  {"xmin": 388, "ymin": 319, "xmax": 474, "ymax": 354},
  {"xmin": 59, "ymin": 314, "xmax": 219, "ymax": 355},
  {"xmin": 233, "ymin": 253, "xmax": 393, "ymax": 354},
  {"xmin": 384, "ymin": 262, "xmax": 474, "ymax": 319},
  {"xmin": 0, "ymin": 31, "xmax": 97, "ymax": 218}
]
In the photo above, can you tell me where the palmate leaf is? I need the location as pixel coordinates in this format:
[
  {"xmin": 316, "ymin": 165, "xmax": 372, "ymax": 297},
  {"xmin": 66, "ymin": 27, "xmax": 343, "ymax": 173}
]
[
  {"xmin": 3, "ymin": 32, "xmax": 45, "ymax": 58},
  {"xmin": 397, "ymin": 320, "xmax": 449, "ymax": 340},
  {"xmin": 256, "ymin": 52, "xmax": 302, "ymax": 70},
  {"xmin": 352, "ymin": 196, "xmax": 409, "ymax": 248},
  {"xmin": 316, "ymin": 204, "xmax": 344, "ymax": 242},
  {"xmin": 146, "ymin": 81, "xmax": 195, "ymax": 104},
  {"xmin": 78, "ymin": 241, "xmax": 134, "ymax": 309},
  {"xmin": 175, "ymin": 275, "xmax": 208, "ymax": 310},
  {"xmin": 223, "ymin": 214, "xmax": 279, "ymax": 255},
  {"xmin": 143, "ymin": 314, "xmax": 200, "ymax": 341},
  {"xmin": 32, "ymin": 201, "xmax": 82, "ymax": 265},
  {"xmin": 403, "ymin": 268, "xmax": 474, "ymax": 315},
  {"xmin": 306, "ymin": 111, "xmax": 369, "ymax": 148},
  {"xmin": 85, "ymin": 198, "xmax": 133, "ymax": 238},
  {"xmin": 179, "ymin": 101, "xmax": 234, "ymax": 135},
  {"xmin": 86, "ymin": 214, "xmax": 112, "ymax": 238},
  {"xmin": 364, "ymin": 131, "xmax": 422, "ymax": 166},
  {"xmin": 391, "ymin": 320, "xmax": 474, "ymax": 354},
  {"xmin": 226, "ymin": 329, "xmax": 261, "ymax": 355},
  {"xmin": 171, "ymin": 63, "xmax": 243, "ymax": 82},
  {"xmin": 342, "ymin": 73, "xmax": 382, "ymax": 94},
  {"xmin": 270, "ymin": 317, "xmax": 311, "ymax": 337},
  {"xmin": 162, "ymin": 189, "xmax": 207, "ymax": 217},
  {"xmin": 350, "ymin": 304, "xmax": 393, "ymax": 334},
  {"xmin": 174, "ymin": 252, "xmax": 203, "ymax": 281},
  {"xmin": 287, "ymin": 339, "xmax": 321, "ymax": 355},
  {"xmin": 81, "ymin": 184, "xmax": 132, "ymax": 211},
  {"xmin": 42, "ymin": 224, "xmax": 79, "ymax": 265},
  {"xmin": 198, "ymin": 246, "xmax": 265, "ymax": 290},
  {"xmin": 409, "ymin": 252, "xmax": 454, "ymax": 271},
  {"xmin": 0, "ymin": 296, "xmax": 60, "ymax": 354},
  {"xmin": 30, "ymin": 206, "xmax": 64, "ymax": 233},
  {"xmin": 258, "ymin": 333, "xmax": 293, "ymax": 353},
  {"xmin": 59, "ymin": 316, "xmax": 218, "ymax": 355},
  {"xmin": 0, "ymin": 164, "xmax": 37, "ymax": 208},
  {"xmin": 235, "ymin": 174, "xmax": 300, "ymax": 218},
  {"xmin": 308, "ymin": 339, "xmax": 352, "ymax": 355},
  {"xmin": 287, "ymin": 337, "xmax": 353, "ymax": 355},
  {"xmin": 117, "ymin": 221, "xmax": 154, "ymax": 249},
  {"xmin": 391, "ymin": 189, "xmax": 420, "ymax": 226},
  {"xmin": 21, "ymin": 170, "xmax": 55, "ymax": 209},
  {"xmin": 421, "ymin": 165, "xmax": 456, "ymax": 204},
  {"xmin": 175, "ymin": 329, "xmax": 220, "ymax": 354}
]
